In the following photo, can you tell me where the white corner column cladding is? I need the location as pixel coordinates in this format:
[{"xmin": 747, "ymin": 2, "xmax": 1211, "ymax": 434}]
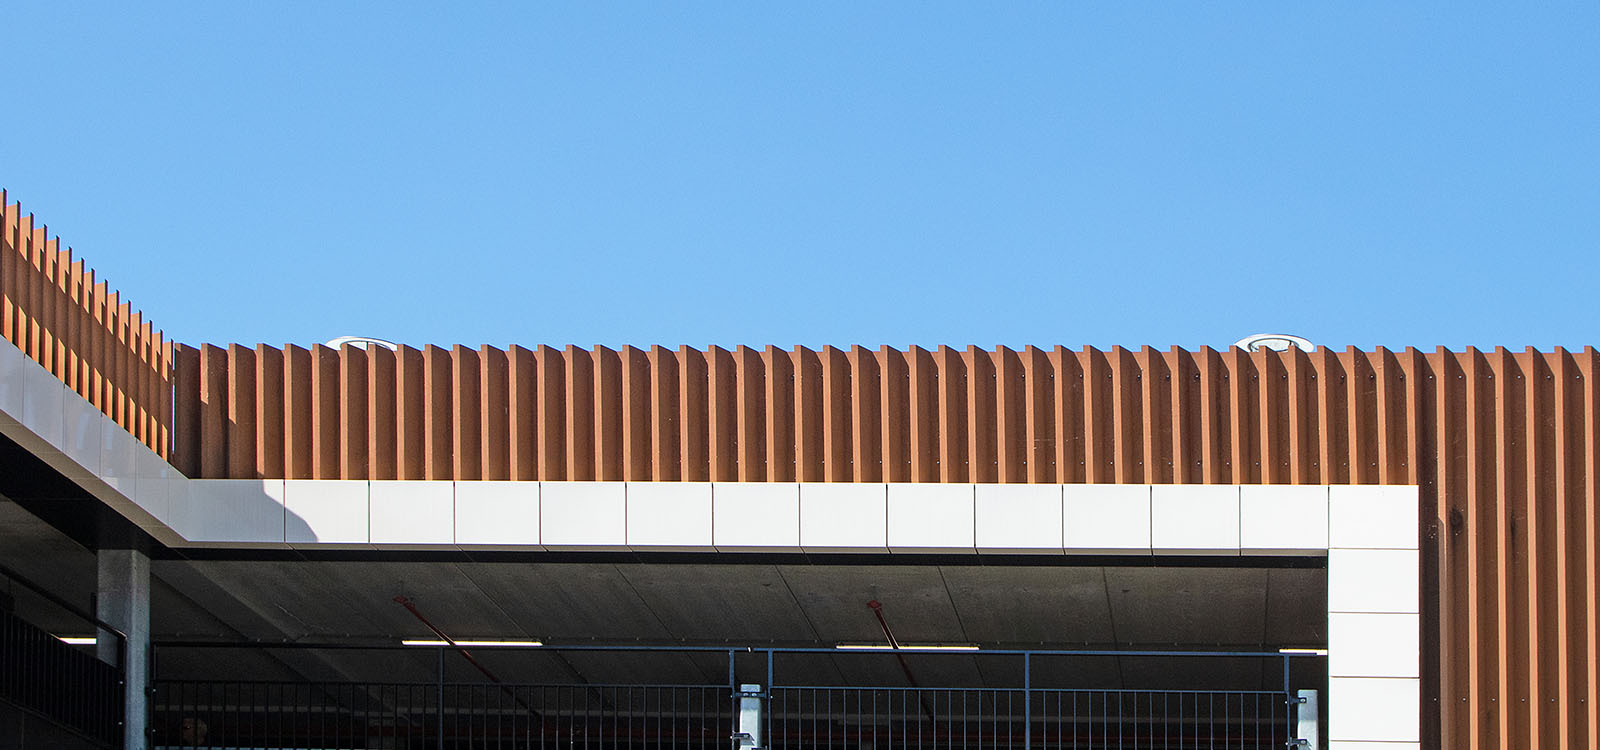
[
  {"xmin": 97, "ymin": 547, "xmax": 151, "ymax": 750},
  {"xmin": 1328, "ymin": 485, "xmax": 1422, "ymax": 748}
]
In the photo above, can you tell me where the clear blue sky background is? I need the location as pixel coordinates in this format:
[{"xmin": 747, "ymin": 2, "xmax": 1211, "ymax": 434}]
[{"xmin": 2, "ymin": 3, "xmax": 1595, "ymax": 351}]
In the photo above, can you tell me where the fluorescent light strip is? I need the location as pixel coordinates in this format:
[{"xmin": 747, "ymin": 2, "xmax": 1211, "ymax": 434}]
[
  {"xmin": 57, "ymin": 636, "xmax": 98, "ymax": 645},
  {"xmin": 402, "ymin": 640, "xmax": 543, "ymax": 647},
  {"xmin": 836, "ymin": 643, "xmax": 979, "ymax": 651},
  {"xmin": 1277, "ymin": 647, "xmax": 1328, "ymax": 655}
]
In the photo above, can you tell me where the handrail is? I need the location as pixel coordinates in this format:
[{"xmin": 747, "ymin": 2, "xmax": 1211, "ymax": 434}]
[{"xmin": 0, "ymin": 560, "xmax": 126, "ymax": 642}]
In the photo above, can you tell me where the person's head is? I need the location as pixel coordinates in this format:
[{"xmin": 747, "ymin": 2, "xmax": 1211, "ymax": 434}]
[{"xmin": 179, "ymin": 717, "xmax": 208, "ymax": 745}]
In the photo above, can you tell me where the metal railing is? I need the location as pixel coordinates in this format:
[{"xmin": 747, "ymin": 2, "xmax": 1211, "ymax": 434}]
[
  {"xmin": 152, "ymin": 681, "xmax": 735, "ymax": 750},
  {"xmin": 767, "ymin": 687, "xmax": 1297, "ymax": 749},
  {"xmin": 151, "ymin": 643, "xmax": 1320, "ymax": 749},
  {"xmin": 0, "ymin": 563, "xmax": 127, "ymax": 748}
]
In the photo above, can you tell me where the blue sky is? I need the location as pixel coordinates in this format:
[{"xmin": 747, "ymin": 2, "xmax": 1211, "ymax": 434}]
[{"xmin": 3, "ymin": 3, "xmax": 1596, "ymax": 351}]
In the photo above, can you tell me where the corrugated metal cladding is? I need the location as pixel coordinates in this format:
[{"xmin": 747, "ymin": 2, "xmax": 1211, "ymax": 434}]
[{"xmin": 4, "ymin": 196, "xmax": 1599, "ymax": 747}]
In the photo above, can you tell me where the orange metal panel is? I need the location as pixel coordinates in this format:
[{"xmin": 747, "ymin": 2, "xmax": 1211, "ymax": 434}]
[
  {"xmin": 394, "ymin": 346, "xmax": 426, "ymax": 481},
  {"xmin": 171, "ymin": 345, "xmax": 201, "ymax": 477},
  {"xmin": 226, "ymin": 345, "xmax": 257, "ymax": 479},
  {"xmin": 1581, "ymin": 348, "xmax": 1600, "ymax": 746},
  {"xmin": 592, "ymin": 346, "xmax": 622, "ymax": 481},
  {"xmin": 1051, "ymin": 347, "xmax": 1081, "ymax": 484},
  {"xmin": 1022, "ymin": 347, "xmax": 1053, "ymax": 483},
  {"xmin": 311, "ymin": 346, "xmax": 342, "ymax": 480},
  {"xmin": 936, "ymin": 346, "xmax": 966, "ymax": 482},
  {"xmin": 907, "ymin": 346, "xmax": 937, "ymax": 483},
  {"xmin": 480, "ymin": 346, "xmax": 510, "ymax": 482},
  {"xmin": 679, "ymin": 346, "xmax": 708, "ymax": 482},
  {"xmin": 420, "ymin": 346, "xmax": 453, "ymax": 481},
  {"xmin": 821, "ymin": 346, "xmax": 851, "ymax": 482},
  {"xmin": 847, "ymin": 346, "xmax": 878, "ymax": 483},
  {"xmin": 650, "ymin": 346, "xmax": 681, "ymax": 481},
  {"xmin": 563, "ymin": 345, "xmax": 594, "ymax": 482},
  {"xmin": 965, "ymin": 346, "xmax": 996, "ymax": 484},
  {"xmin": 256, "ymin": 346, "xmax": 285, "ymax": 480},
  {"xmin": 340, "ymin": 347, "xmax": 370, "ymax": 481},
  {"xmin": 534, "ymin": 345, "xmax": 565, "ymax": 481},
  {"xmin": 620, "ymin": 346, "xmax": 650, "ymax": 481},
  {"xmin": 506, "ymin": 346, "xmax": 537, "ymax": 481},
  {"xmin": 738, "ymin": 346, "xmax": 766, "ymax": 482},
  {"xmin": 707, "ymin": 346, "xmax": 737, "ymax": 482},
  {"xmin": 451, "ymin": 346, "xmax": 481, "ymax": 482},
  {"xmin": 878, "ymin": 346, "xmax": 909, "ymax": 484},
  {"xmin": 995, "ymin": 346, "xmax": 1025, "ymax": 484},
  {"xmin": 764, "ymin": 346, "xmax": 794, "ymax": 483}
]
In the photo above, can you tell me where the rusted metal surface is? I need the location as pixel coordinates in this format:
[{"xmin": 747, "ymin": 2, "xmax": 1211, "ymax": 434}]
[{"xmin": 1, "ymin": 195, "xmax": 172, "ymax": 457}]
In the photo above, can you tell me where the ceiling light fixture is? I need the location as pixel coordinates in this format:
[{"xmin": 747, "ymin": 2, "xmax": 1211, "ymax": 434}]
[
  {"xmin": 56, "ymin": 636, "xmax": 98, "ymax": 645},
  {"xmin": 835, "ymin": 643, "xmax": 979, "ymax": 651},
  {"xmin": 401, "ymin": 639, "xmax": 543, "ymax": 647}
]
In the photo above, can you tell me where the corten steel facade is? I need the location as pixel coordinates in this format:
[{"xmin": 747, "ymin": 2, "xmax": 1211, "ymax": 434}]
[{"xmin": 5, "ymin": 191, "xmax": 1600, "ymax": 748}]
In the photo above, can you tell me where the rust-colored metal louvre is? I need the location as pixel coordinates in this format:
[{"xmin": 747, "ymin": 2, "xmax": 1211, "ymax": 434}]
[{"xmin": 0, "ymin": 194, "xmax": 172, "ymax": 457}]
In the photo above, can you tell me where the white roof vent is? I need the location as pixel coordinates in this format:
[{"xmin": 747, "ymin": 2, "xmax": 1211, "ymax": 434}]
[
  {"xmin": 324, "ymin": 335, "xmax": 400, "ymax": 352},
  {"xmin": 1234, "ymin": 333, "xmax": 1315, "ymax": 353}
]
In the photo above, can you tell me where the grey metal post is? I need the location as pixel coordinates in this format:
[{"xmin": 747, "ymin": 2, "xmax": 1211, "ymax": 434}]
[
  {"xmin": 437, "ymin": 646, "xmax": 446, "ymax": 750},
  {"xmin": 1295, "ymin": 689, "xmax": 1319, "ymax": 748},
  {"xmin": 736, "ymin": 684, "xmax": 763, "ymax": 750},
  {"xmin": 97, "ymin": 548, "xmax": 150, "ymax": 750},
  {"xmin": 1023, "ymin": 652, "xmax": 1031, "ymax": 748}
]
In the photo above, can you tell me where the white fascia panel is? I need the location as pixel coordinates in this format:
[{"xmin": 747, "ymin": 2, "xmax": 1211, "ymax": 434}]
[
  {"xmin": 1329, "ymin": 548, "xmax": 1420, "ymax": 615},
  {"xmin": 1240, "ymin": 485, "xmax": 1328, "ymax": 554},
  {"xmin": 177, "ymin": 480, "xmax": 288, "ymax": 548},
  {"xmin": 713, "ymin": 482, "xmax": 801, "ymax": 552},
  {"xmin": 541, "ymin": 481, "xmax": 628, "ymax": 551},
  {"xmin": 887, "ymin": 484, "xmax": 975, "ymax": 553},
  {"xmin": 1331, "ymin": 485, "xmax": 1419, "ymax": 550},
  {"xmin": 1064, "ymin": 484, "xmax": 1151, "ymax": 553},
  {"xmin": 284, "ymin": 480, "xmax": 370, "ymax": 548},
  {"xmin": 1151, "ymin": 484, "xmax": 1240, "ymax": 555},
  {"xmin": 1329, "ymin": 612, "xmax": 1420, "ymax": 679},
  {"xmin": 975, "ymin": 483, "xmax": 1063, "ymax": 553},
  {"xmin": 20, "ymin": 363, "xmax": 64, "ymax": 450},
  {"xmin": 1329, "ymin": 677, "xmax": 1420, "ymax": 743},
  {"xmin": 370, "ymin": 481, "xmax": 455, "ymax": 547},
  {"xmin": 628, "ymin": 482, "xmax": 713, "ymax": 550},
  {"xmin": 800, "ymin": 483, "xmax": 887, "ymax": 552},
  {"xmin": 455, "ymin": 481, "xmax": 541, "ymax": 549}
]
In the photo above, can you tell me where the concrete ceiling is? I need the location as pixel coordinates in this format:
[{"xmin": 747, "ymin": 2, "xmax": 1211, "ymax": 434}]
[{"xmin": 2, "ymin": 496, "xmax": 1326, "ymax": 692}]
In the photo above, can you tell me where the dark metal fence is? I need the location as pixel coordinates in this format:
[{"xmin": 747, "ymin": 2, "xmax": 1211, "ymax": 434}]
[
  {"xmin": 767, "ymin": 687, "xmax": 1296, "ymax": 749},
  {"xmin": 0, "ymin": 563, "xmax": 126, "ymax": 748},
  {"xmin": 0, "ymin": 606, "xmax": 124, "ymax": 747},
  {"xmin": 152, "ymin": 681, "xmax": 734, "ymax": 750},
  {"xmin": 151, "ymin": 644, "xmax": 1318, "ymax": 750}
]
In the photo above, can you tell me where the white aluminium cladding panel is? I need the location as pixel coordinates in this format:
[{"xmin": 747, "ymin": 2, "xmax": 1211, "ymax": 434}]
[
  {"xmin": 975, "ymin": 483, "xmax": 1062, "ymax": 552},
  {"xmin": 713, "ymin": 482, "xmax": 801, "ymax": 552},
  {"xmin": 628, "ymin": 482, "xmax": 713, "ymax": 550}
]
